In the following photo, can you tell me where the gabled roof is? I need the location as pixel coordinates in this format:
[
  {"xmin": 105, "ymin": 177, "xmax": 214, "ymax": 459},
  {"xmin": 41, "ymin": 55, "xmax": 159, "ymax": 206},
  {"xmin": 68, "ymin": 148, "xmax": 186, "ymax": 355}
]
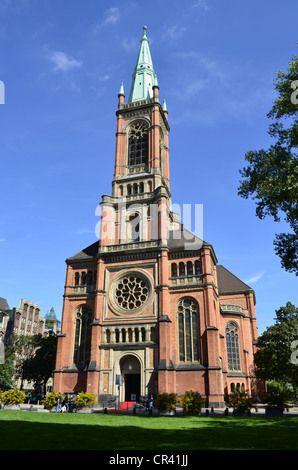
[{"xmin": 217, "ymin": 265, "xmax": 252, "ymax": 293}]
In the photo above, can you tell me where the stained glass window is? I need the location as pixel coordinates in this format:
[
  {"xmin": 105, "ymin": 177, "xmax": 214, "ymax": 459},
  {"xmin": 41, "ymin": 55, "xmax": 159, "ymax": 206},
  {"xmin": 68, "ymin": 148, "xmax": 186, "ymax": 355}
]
[
  {"xmin": 226, "ymin": 322, "xmax": 241, "ymax": 371},
  {"xmin": 178, "ymin": 298, "xmax": 199, "ymax": 362},
  {"xmin": 73, "ymin": 306, "xmax": 92, "ymax": 368}
]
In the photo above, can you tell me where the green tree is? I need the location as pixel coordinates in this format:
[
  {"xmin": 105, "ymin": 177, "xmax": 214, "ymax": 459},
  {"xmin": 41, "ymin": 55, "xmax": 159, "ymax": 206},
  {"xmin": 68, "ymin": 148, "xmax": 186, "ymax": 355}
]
[
  {"xmin": 238, "ymin": 48, "xmax": 298, "ymax": 275},
  {"xmin": 254, "ymin": 302, "xmax": 298, "ymax": 394},
  {"xmin": 154, "ymin": 393, "xmax": 179, "ymax": 411},
  {"xmin": 179, "ymin": 390, "xmax": 205, "ymax": 413},
  {"xmin": 11, "ymin": 335, "xmax": 39, "ymax": 389},
  {"xmin": 0, "ymin": 346, "xmax": 15, "ymax": 390},
  {"xmin": 22, "ymin": 333, "xmax": 57, "ymax": 395}
]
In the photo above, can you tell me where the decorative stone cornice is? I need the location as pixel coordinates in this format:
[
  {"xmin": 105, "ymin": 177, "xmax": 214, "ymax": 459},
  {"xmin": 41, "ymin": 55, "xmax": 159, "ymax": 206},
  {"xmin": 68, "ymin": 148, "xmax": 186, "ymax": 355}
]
[
  {"xmin": 99, "ymin": 240, "xmax": 161, "ymax": 254},
  {"xmin": 220, "ymin": 304, "xmax": 249, "ymax": 317}
]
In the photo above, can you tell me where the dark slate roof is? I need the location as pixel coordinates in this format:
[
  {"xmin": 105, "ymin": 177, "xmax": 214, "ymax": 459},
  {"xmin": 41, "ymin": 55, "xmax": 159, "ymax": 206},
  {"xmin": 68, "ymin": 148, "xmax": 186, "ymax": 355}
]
[
  {"xmin": 67, "ymin": 240, "xmax": 99, "ymax": 261},
  {"xmin": 217, "ymin": 265, "xmax": 252, "ymax": 293},
  {"xmin": 168, "ymin": 227, "xmax": 205, "ymax": 251}
]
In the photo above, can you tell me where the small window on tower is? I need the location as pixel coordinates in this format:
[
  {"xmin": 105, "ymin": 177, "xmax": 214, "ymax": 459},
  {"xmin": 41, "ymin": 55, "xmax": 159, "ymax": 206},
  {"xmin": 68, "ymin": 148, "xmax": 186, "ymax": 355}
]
[{"xmin": 128, "ymin": 212, "xmax": 140, "ymax": 241}]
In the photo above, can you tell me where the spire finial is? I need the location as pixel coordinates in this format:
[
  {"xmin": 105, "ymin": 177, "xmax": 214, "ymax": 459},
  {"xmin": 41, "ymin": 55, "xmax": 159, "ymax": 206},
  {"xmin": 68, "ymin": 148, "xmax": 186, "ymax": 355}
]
[
  {"xmin": 163, "ymin": 97, "xmax": 168, "ymax": 112},
  {"xmin": 143, "ymin": 25, "xmax": 147, "ymax": 37},
  {"xmin": 119, "ymin": 80, "xmax": 125, "ymax": 96}
]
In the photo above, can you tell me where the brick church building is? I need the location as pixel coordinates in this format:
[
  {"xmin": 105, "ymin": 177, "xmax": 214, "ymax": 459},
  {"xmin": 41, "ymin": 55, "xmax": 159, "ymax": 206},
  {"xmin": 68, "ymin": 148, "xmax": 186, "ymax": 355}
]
[{"xmin": 53, "ymin": 27, "xmax": 260, "ymax": 407}]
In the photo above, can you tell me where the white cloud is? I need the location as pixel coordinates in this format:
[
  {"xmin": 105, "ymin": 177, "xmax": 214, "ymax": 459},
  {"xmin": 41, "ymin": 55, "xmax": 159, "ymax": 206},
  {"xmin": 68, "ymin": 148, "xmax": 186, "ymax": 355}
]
[
  {"xmin": 93, "ymin": 7, "xmax": 120, "ymax": 32},
  {"xmin": 174, "ymin": 51, "xmax": 227, "ymax": 81},
  {"xmin": 191, "ymin": 0, "xmax": 208, "ymax": 10},
  {"xmin": 184, "ymin": 78, "xmax": 209, "ymax": 97},
  {"xmin": 99, "ymin": 74, "xmax": 110, "ymax": 81},
  {"xmin": 171, "ymin": 50, "xmax": 274, "ymax": 124},
  {"xmin": 48, "ymin": 51, "xmax": 82, "ymax": 72},
  {"xmin": 162, "ymin": 25, "xmax": 187, "ymax": 41},
  {"xmin": 121, "ymin": 37, "xmax": 138, "ymax": 52},
  {"xmin": 245, "ymin": 271, "xmax": 266, "ymax": 284},
  {"xmin": 103, "ymin": 7, "xmax": 120, "ymax": 25}
]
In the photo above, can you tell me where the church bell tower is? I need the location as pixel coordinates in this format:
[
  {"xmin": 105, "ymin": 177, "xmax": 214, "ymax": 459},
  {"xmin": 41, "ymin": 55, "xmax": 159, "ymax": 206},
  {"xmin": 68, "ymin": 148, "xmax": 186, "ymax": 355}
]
[{"xmin": 99, "ymin": 26, "xmax": 172, "ymax": 250}]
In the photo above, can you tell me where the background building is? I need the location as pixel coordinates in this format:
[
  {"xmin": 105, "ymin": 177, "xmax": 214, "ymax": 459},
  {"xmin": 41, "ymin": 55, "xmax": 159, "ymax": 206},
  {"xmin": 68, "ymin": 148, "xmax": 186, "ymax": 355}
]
[
  {"xmin": 0, "ymin": 297, "xmax": 10, "ymax": 343},
  {"xmin": 4, "ymin": 300, "xmax": 60, "ymax": 342},
  {"xmin": 53, "ymin": 27, "xmax": 261, "ymax": 407},
  {"xmin": 2, "ymin": 300, "xmax": 60, "ymax": 392},
  {"xmin": 5, "ymin": 299, "xmax": 45, "ymax": 342}
]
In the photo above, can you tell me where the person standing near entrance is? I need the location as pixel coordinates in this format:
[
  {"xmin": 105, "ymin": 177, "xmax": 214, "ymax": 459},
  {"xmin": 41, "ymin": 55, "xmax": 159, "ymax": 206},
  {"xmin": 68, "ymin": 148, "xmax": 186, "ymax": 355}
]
[
  {"xmin": 63, "ymin": 393, "xmax": 69, "ymax": 412},
  {"xmin": 148, "ymin": 396, "xmax": 154, "ymax": 412},
  {"xmin": 56, "ymin": 393, "xmax": 63, "ymax": 413}
]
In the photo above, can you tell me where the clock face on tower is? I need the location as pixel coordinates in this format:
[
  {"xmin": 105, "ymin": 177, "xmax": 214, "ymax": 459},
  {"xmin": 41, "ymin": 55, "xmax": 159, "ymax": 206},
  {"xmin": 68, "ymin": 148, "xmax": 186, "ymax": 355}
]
[
  {"xmin": 108, "ymin": 270, "xmax": 152, "ymax": 315},
  {"xmin": 129, "ymin": 122, "xmax": 147, "ymax": 139}
]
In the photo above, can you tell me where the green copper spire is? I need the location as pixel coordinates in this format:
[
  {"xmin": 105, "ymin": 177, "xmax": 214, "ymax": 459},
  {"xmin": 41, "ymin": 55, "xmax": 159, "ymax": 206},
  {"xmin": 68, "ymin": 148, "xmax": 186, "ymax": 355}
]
[{"xmin": 128, "ymin": 26, "xmax": 157, "ymax": 103}]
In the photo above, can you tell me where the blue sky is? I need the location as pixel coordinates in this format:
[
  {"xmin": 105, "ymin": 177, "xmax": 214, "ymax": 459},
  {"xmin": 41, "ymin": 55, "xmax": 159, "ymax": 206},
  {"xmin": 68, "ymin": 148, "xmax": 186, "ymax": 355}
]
[{"xmin": 0, "ymin": 0, "xmax": 297, "ymax": 334}]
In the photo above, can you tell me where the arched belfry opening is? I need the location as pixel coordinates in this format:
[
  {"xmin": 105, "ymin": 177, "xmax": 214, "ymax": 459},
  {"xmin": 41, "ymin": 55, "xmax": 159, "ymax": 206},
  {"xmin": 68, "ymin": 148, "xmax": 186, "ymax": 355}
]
[
  {"xmin": 127, "ymin": 121, "xmax": 149, "ymax": 167},
  {"xmin": 120, "ymin": 354, "xmax": 141, "ymax": 401}
]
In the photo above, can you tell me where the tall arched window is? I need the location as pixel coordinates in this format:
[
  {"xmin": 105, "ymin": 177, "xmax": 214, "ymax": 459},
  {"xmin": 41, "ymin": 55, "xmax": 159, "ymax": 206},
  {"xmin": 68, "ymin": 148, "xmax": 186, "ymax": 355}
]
[
  {"xmin": 178, "ymin": 298, "xmax": 199, "ymax": 362},
  {"xmin": 73, "ymin": 306, "xmax": 92, "ymax": 368},
  {"xmin": 225, "ymin": 322, "xmax": 241, "ymax": 371},
  {"xmin": 128, "ymin": 122, "xmax": 148, "ymax": 166}
]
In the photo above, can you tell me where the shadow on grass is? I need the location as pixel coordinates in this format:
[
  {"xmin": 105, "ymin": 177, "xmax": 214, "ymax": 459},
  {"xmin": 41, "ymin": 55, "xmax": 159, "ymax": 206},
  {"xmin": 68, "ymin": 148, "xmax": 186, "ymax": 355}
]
[{"xmin": 0, "ymin": 413, "xmax": 298, "ymax": 451}]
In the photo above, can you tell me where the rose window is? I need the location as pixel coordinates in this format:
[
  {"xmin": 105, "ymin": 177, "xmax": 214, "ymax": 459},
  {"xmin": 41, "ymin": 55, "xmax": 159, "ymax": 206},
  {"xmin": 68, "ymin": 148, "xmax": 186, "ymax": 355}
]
[{"xmin": 115, "ymin": 275, "xmax": 149, "ymax": 311}]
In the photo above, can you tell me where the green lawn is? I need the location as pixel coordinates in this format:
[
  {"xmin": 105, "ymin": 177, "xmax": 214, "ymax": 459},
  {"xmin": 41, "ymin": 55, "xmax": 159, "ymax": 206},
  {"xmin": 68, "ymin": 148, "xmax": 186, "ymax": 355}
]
[{"xmin": 0, "ymin": 410, "xmax": 297, "ymax": 451}]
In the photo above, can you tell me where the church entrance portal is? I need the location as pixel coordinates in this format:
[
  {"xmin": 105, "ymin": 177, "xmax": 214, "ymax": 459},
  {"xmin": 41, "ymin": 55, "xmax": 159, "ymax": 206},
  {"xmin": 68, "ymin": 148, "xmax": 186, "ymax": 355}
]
[
  {"xmin": 125, "ymin": 374, "xmax": 140, "ymax": 401},
  {"xmin": 120, "ymin": 355, "xmax": 141, "ymax": 402}
]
